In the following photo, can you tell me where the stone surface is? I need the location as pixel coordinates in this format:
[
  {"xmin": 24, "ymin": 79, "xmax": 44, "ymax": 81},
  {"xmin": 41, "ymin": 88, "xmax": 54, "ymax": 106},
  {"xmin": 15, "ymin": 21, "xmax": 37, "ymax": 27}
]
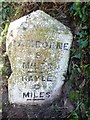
[{"xmin": 6, "ymin": 10, "xmax": 73, "ymax": 105}]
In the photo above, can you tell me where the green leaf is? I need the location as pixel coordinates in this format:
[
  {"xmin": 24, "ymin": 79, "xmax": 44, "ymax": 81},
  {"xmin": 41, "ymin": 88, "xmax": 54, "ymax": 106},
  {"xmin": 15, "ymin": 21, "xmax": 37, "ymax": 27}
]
[
  {"xmin": 72, "ymin": 53, "xmax": 81, "ymax": 59},
  {"xmin": 83, "ymin": 65, "xmax": 90, "ymax": 75},
  {"xmin": 82, "ymin": 26, "xmax": 87, "ymax": 30},
  {"xmin": 69, "ymin": 91, "xmax": 79, "ymax": 101},
  {"xmin": 70, "ymin": 111, "xmax": 79, "ymax": 120},
  {"xmin": 78, "ymin": 40, "xmax": 88, "ymax": 48},
  {"xmin": 76, "ymin": 31, "xmax": 87, "ymax": 38},
  {"xmin": 1, "ymin": 21, "xmax": 9, "ymax": 36},
  {"xmin": 72, "ymin": 3, "xmax": 76, "ymax": 11}
]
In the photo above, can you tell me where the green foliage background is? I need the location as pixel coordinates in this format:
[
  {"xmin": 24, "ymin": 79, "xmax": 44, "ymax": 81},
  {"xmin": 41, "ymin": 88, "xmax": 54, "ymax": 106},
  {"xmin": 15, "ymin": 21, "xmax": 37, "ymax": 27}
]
[{"xmin": 1, "ymin": 2, "xmax": 90, "ymax": 120}]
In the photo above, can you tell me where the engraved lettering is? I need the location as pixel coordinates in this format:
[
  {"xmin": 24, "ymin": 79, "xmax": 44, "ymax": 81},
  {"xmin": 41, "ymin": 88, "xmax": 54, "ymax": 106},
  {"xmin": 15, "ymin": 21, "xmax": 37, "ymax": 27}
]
[
  {"xmin": 64, "ymin": 43, "xmax": 69, "ymax": 50},
  {"xmin": 23, "ymin": 92, "xmax": 29, "ymax": 98}
]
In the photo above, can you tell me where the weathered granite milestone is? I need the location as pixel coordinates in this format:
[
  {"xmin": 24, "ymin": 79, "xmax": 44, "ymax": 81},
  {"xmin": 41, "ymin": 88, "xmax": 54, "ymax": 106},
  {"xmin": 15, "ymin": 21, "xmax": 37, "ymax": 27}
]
[{"xmin": 6, "ymin": 10, "xmax": 73, "ymax": 105}]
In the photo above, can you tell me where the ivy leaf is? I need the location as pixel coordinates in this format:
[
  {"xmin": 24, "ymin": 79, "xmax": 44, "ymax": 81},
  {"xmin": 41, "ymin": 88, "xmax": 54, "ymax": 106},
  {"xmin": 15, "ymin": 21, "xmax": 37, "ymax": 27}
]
[
  {"xmin": 72, "ymin": 53, "xmax": 81, "ymax": 59},
  {"xmin": 82, "ymin": 26, "xmax": 87, "ymax": 30},
  {"xmin": 78, "ymin": 40, "xmax": 88, "ymax": 48}
]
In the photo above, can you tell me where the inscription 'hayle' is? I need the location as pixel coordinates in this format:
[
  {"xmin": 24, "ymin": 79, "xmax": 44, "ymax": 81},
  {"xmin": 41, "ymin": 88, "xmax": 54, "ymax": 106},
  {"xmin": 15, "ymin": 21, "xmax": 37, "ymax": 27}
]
[{"xmin": 22, "ymin": 74, "xmax": 53, "ymax": 82}]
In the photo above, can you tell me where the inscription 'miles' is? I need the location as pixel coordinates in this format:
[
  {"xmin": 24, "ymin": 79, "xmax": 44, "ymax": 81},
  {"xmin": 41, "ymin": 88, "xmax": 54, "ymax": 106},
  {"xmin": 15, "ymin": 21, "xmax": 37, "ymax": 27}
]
[{"xmin": 6, "ymin": 10, "xmax": 73, "ymax": 105}]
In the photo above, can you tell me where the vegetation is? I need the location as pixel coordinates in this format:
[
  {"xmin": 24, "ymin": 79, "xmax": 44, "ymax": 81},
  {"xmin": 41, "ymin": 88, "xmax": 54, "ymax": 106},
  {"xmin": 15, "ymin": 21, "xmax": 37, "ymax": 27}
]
[
  {"xmin": 68, "ymin": 2, "xmax": 90, "ymax": 120},
  {"xmin": 1, "ymin": 2, "xmax": 90, "ymax": 120}
]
